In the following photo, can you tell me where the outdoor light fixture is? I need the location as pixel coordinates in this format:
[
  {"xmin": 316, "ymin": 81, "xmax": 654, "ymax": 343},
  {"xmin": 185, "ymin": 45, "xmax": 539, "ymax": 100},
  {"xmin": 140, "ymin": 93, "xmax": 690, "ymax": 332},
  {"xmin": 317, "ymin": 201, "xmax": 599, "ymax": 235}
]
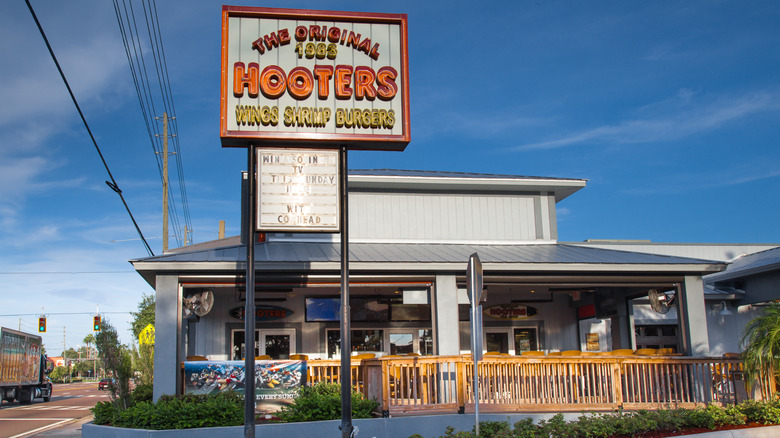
[{"xmin": 717, "ymin": 300, "xmax": 733, "ymax": 317}]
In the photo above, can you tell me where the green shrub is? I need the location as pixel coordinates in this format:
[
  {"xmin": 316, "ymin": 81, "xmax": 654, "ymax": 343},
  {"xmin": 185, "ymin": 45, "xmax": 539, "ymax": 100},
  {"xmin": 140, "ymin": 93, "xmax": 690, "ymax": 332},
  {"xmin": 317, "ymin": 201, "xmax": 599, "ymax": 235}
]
[
  {"xmin": 90, "ymin": 391, "xmax": 243, "ymax": 429},
  {"xmin": 538, "ymin": 414, "xmax": 569, "ymax": 438},
  {"xmin": 130, "ymin": 383, "xmax": 153, "ymax": 404},
  {"xmin": 476, "ymin": 420, "xmax": 512, "ymax": 437},
  {"xmin": 739, "ymin": 400, "xmax": 780, "ymax": 424},
  {"xmin": 91, "ymin": 401, "xmax": 117, "ymax": 425},
  {"xmin": 276, "ymin": 382, "xmax": 379, "ymax": 423},
  {"xmin": 423, "ymin": 401, "xmax": 780, "ymax": 438}
]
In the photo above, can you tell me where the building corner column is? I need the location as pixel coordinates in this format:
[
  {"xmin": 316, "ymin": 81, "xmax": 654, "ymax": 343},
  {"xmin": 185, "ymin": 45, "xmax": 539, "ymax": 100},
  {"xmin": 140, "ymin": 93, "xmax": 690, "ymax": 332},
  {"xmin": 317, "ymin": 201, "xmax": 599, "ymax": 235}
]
[
  {"xmin": 153, "ymin": 274, "xmax": 181, "ymax": 401},
  {"xmin": 433, "ymin": 274, "xmax": 460, "ymax": 355},
  {"xmin": 678, "ymin": 275, "xmax": 710, "ymax": 357}
]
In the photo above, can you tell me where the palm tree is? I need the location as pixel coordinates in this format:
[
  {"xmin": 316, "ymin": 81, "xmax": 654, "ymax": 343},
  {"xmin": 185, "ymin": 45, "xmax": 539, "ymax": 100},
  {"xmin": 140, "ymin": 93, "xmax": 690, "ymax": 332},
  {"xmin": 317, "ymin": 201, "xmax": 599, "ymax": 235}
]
[{"xmin": 740, "ymin": 302, "xmax": 780, "ymax": 385}]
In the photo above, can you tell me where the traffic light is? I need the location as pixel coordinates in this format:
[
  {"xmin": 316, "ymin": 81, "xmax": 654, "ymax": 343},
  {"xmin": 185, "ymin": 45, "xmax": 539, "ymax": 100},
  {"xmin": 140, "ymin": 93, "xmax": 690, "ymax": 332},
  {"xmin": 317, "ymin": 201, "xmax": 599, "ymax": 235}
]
[
  {"xmin": 93, "ymin": 315, "xmax": 101, "ymax": 331},
  {"xmin": 38, "ymin": 317, "xmax": 46, "ymax": 333}
]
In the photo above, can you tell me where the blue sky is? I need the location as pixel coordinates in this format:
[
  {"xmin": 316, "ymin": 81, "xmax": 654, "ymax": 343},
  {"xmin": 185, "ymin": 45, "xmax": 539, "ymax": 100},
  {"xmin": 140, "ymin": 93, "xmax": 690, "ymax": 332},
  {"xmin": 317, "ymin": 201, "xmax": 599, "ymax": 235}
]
[{"xmin": 1, "ymin": 0, "xmax": 778, "ymax": 350}]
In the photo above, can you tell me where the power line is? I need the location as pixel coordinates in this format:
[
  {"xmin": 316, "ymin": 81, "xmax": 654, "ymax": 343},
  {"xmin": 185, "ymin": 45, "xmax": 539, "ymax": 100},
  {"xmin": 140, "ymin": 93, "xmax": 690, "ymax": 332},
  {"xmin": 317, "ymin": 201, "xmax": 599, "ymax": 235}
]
[
  {"xmin": 0, "ymin": 271, "xmax": 136, "ymax": 275},
  {"xmin": 113, "ymin": 0, "xmax": 193, "ymax": 248},
  {"xmin": 24, "ymin": 0, "xmax": 154, "ymax": 257},
  {"xmin": 0, "ymin": 312, "xmax": 131, "ymax": 317}
]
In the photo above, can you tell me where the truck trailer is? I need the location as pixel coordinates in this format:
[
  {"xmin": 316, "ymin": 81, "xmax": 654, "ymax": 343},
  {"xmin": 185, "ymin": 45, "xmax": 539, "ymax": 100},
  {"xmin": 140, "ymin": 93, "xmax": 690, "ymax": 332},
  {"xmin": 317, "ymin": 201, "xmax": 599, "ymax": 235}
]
[{"xmin": 0, "ymin": 327, "xmax": 53, "ymax": 404}]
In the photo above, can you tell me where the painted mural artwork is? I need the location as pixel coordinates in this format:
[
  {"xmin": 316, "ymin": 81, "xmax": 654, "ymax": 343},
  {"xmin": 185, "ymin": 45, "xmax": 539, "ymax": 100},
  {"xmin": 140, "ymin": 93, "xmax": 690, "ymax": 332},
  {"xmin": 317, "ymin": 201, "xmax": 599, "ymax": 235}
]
[{"xmin": 183, "ymin": 360, "xmax": 306, "ymax": 411}]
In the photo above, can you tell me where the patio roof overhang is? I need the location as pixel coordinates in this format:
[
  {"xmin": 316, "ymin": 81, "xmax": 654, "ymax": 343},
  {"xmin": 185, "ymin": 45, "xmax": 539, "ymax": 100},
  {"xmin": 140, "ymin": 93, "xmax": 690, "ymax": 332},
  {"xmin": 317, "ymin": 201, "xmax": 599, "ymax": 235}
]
[{"xmin": 130, "ymin": 241, "xmax": 725, "ymax": 289}]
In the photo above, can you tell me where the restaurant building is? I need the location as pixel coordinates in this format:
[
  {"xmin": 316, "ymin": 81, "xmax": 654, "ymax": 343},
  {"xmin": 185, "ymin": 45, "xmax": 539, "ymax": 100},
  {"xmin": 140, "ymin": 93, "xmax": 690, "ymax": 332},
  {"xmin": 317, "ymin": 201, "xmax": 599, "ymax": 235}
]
[{"xmin": 127, "ymin": 169, "xmax": 780, "ymax": 400}]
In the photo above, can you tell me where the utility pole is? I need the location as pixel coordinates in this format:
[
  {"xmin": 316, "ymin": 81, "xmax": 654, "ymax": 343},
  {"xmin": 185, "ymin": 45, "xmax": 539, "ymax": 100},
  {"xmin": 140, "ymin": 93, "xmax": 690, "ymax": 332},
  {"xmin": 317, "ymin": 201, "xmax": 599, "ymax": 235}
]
[
  {"xmin": 162, "ymin": 112, "xmax": 169, "ymax": 252},
  {"xmin": 184, "ymin": 225, "xmax": 189, "ymax": 247}
]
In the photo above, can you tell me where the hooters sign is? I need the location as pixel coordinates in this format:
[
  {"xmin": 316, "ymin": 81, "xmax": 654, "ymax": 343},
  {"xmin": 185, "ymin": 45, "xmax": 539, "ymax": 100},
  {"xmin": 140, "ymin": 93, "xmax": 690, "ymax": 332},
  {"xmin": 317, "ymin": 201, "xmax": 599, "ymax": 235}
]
[{"xmin": 220, "ymin": 6, "xmax": 410, "ymax": 150}]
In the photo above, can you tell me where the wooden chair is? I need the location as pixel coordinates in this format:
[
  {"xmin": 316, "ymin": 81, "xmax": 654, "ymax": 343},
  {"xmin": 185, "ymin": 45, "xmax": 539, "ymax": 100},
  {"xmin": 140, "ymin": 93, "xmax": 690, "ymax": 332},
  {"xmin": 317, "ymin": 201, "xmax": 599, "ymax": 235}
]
[
  {"xmin": 723, "ymin": 352, "xmax": 741, "ymax": 359},
  {"xmin": 609, "ymin": 349, "xmax": 635, "ymax": 356},
  {"xmin": 578, "ymin": 351, "xmax": 598, "ymax": 356},
  {"xmin": 186, "ymin": 355, "xmax": 207, "ymax": 361},
  {"xmin": 521, "ymin": 351, "xmax": 546, "ymax": 357},
  {"xmin": 561, "ymin": 350, "xmax": 582, "ymax": 356},
  {"xmin": 289, "ymin": 354, "xmax": 308, "ymax": 360},
  {"xmin": 352, "ymin": 353, "xmax": 376, "ymax": 359},
  {"xmin": 546, "ymin": 351, "xmax": 561, "ymax": 356},
  {"xmin": 255, "ymin": 355, "xmax": 271, "ymax": 360},
  {"xmin": 654, "ymin": 348, "xmax": 675, "ymax": 356},
  {"xmin": 483, "ymin": 351, "xmax": 503, "ymax": 356},
  {"xmin": 634, "ymin": 348, "xmax": 657, "ymax": 356}
]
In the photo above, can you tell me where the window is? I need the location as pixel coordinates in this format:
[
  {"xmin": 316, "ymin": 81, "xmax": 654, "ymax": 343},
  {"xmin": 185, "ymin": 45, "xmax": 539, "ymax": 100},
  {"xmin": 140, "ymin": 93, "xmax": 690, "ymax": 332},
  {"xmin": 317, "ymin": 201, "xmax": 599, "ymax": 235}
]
[
  {"xmin": 418, "ymin": 329, "xmax": 434, "ymax": 356},
  {"xmin": 327, "ymin": 329, "xmax": 384, "ymax": 358},
  {"xmin": 514, "ymin": 328, "xmax": 538, "ymax": 353},
  {"xmin": 635, "ymin": 324, "xmax": 679, "ymax": 352},
  {"xmin": 325, "ymin": 329, "xmax": 433, "ymax": 358},
  {"xmin": 306, "ymin": 296, "xmax": 430, "ymax": 322}
]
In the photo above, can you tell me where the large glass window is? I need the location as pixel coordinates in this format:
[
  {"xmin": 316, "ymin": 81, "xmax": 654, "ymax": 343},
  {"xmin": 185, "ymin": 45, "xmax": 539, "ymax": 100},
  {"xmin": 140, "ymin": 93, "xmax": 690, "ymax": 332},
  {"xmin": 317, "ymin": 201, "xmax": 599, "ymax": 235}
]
[
  {"xmin": 327, "ymin": 329, "xmax": 385, "ymax": 358},
  {"xmin": 485, "ymin": 332, "xmax": 509, "ymax": 354},
  {"xmin": 306, "ymin": 296, "xmax": 430, "ymax": 322},
  {"xmin": 635, "ymin": 324, "xmax": 679, "ymax": 352},
  {"xmin": 514, "ymin": 328, "xmax": 538, "ymax": 353},
  {"xmin": 418, "ymin": 329, "xmax": 434, "ymax": 355},
  {"xmin": 390, "ymin": 333, "xmax": 414, "ymax": 355},
  {"xmin": 231, "ymin": 329, "xmax": 295, "ymax": 360}
]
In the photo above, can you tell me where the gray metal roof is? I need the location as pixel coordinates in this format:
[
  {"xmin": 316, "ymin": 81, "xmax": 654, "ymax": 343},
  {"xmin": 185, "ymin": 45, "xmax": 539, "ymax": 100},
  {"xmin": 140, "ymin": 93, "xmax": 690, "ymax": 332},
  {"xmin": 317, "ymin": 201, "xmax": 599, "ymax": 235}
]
[
  {"xmin": 706, "ymin": 246, "xmax": 780, "ymax": 283},
  {"xmin": 348, "ymin": 169, "xmax": 587, "ymax": 201},
  {"xmin": 132, "ymin": 241, "xmax": 722, "ymax": 269},
  {"xmin": 350, "ymin": 169, "xmax": 583, "ymax": 181}
]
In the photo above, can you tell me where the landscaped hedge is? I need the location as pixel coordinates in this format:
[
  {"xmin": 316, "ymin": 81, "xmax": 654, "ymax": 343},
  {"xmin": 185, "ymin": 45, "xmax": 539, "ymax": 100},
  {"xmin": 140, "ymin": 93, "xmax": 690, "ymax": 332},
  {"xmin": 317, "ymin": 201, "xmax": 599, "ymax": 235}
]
[
  {"xmin": 92, "ymin": 392, "xmax": 243, "ymax": 429},
  {"xmin": 91, "ymin": 382, "xmax": 378, "ymax": 429},
  {"xmin": 411, "ymin": 400, "xmax": 780, "ymax": 438},
  {"xmin": 276, "ymin": 382, "xmax": 379, "ymax": 422}
]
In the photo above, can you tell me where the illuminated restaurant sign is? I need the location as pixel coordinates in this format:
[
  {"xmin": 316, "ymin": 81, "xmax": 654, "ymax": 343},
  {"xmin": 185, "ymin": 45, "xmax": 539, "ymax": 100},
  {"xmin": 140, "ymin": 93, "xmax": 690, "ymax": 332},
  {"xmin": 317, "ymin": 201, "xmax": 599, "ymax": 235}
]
[
  {"xmin": 220, "ymin": 6, "xmax": 410, "ymax": 150},
  {"xmin": 484, "ymin": 304, "xmax": 538, "ymax": 320},
  {"xmin": 230, "ymin": 305, "xmax": 294, "ymax": 321}
]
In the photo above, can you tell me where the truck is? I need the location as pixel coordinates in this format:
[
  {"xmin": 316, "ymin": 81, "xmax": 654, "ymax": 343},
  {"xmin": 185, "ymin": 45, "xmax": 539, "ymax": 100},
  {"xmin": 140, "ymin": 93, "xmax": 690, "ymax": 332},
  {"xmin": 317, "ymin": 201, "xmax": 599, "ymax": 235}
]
[{"xmin": 0, "ymin": 327, "xmax": 53, "ymax": 404}]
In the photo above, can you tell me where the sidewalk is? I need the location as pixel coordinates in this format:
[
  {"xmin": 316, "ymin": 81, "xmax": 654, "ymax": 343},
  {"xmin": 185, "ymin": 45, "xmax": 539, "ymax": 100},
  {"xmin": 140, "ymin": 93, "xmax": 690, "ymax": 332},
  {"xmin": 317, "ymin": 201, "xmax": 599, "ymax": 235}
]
[{"xmin": 33, "ymin": 415, "xmax": 93, "ymax": 437}]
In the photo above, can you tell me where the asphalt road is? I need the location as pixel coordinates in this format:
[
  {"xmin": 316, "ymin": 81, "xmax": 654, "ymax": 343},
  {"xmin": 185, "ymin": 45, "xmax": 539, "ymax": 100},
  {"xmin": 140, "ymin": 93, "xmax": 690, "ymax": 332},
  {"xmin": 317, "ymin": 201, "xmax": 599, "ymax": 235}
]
[{"xmin": 0, "ymin": 381, "xmax": 108, "ymax": 438}]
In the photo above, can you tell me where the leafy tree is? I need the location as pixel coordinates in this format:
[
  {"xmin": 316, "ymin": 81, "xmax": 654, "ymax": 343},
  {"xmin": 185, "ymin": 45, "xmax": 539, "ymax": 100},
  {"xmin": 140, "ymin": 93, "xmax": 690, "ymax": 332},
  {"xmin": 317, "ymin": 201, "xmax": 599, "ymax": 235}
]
[
  {"xmin": 96, "ymin": 319, "xmax": 133, "ymax": 409},
  {"xmin": 130, "ymin": 294, "xmax": 155, "ymax": 386},
  {"xmin": 83, "ymin": 333, "xmax": 96, "ymax": 356},
  {"xmin": 131, "ymin": 294, "xmax": 155, "ymax": 339},
  {"xmin": 132, "ymin": 343, "xmax": 154, "ymax": 386},
  {"xmin": 73, "ymin": 360, "xmax": 93, "ymax": 377},
  {"xmin": 50, "ymin": 366, "xmax": 69, "ymax": 382},
  {"xmin": 740, "ymin": 302, "xmax": 780, "ymax": 385}
]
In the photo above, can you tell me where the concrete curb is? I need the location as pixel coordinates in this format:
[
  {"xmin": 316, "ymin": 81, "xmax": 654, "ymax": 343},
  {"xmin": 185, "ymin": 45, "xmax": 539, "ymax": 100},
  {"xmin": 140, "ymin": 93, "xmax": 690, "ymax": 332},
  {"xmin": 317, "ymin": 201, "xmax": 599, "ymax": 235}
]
[{"xmin": 81, "ymin": 417, "xmax": 780, "ymax": 438}]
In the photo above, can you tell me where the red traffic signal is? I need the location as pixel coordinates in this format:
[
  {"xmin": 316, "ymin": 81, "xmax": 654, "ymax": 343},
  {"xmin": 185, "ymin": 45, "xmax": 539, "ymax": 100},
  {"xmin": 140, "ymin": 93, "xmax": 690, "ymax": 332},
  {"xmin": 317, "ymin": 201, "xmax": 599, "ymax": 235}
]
[
  {"xmin": 38, "ymin": 317, "xmax": 46, "ymax": 333},
  {"xmin": 93, "ymin": 315, "xmax": 101, "ymax": 331}
]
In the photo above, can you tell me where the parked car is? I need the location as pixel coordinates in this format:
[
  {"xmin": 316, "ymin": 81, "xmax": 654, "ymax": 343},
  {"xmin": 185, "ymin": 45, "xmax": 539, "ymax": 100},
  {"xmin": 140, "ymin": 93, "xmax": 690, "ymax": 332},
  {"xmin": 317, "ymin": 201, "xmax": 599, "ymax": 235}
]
[{"xmin": 98, "ymin": 378, "xmax": 115, "ymax": 390}]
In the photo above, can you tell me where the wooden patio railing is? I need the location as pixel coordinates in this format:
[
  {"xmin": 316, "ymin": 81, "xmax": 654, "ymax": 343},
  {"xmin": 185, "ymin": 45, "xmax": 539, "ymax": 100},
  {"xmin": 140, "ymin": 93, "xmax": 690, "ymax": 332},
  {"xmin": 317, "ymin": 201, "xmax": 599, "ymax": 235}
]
[{"xmin": 308, "ymin": 355, "xmax": 775, "ymax": 417}]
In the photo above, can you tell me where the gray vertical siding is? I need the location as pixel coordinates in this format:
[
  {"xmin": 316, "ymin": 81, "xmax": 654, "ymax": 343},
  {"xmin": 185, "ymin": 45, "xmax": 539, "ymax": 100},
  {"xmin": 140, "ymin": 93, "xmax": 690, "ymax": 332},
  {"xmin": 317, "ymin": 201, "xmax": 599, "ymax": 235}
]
[{"xmin": 349, "ymin": 192, "xmax": 554, "ymax": 242}]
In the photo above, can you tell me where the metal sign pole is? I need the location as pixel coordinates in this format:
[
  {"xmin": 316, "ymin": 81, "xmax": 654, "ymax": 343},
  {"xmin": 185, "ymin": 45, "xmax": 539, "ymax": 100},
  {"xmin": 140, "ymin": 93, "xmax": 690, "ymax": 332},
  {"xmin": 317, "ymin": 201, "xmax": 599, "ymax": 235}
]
[
  {"xmin": 244, "ymin": 145, "xmax": 257, "ymax": 438},
  {"xmin": 339, "ymin": 145, "xmax": 353, "ymax": 438},
  {"xmin": 467, "ymin": 253, "xmax": 483, "ymax": 437}
]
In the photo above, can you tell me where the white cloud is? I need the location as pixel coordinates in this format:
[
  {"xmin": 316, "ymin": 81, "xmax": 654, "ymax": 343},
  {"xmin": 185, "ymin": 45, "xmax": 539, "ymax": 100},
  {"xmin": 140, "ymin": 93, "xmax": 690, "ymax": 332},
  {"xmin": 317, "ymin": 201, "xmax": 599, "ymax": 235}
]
[{"xmin": 513, "ymin": 90, "xmax": 780, "ymax": 151}]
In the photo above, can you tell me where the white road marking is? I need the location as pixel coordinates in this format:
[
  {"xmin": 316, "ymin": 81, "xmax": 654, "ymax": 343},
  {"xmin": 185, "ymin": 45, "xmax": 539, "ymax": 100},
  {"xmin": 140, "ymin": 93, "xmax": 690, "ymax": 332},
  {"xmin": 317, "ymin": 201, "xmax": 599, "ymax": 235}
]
[
  {"xmin": 14, "ymin": 405, "xmax": 92, "ymax": 411},
  {"xmin": 8, "ymin": 418, "xmax": 73, "ymax": 438}
]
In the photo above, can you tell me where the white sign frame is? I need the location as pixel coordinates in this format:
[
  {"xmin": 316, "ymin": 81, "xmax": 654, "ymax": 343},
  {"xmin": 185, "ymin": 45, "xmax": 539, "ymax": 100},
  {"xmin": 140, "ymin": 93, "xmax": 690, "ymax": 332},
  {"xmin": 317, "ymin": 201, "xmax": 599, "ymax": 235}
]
[
  {"xmin": 256, "ymin": 147, "xmax": 340, "ymax": 232},
  {"xmin": 220, "ymin": 6, "xmax": 410, "ymax": 151}
]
